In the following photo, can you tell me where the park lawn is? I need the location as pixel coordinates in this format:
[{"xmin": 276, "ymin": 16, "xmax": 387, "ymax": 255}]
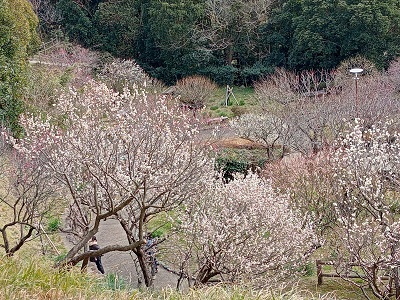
[
  {"xmin": 204, "ymin": 86, "xmax": 259, "ymax": 118},
  {"xmin": 297, "ymin": 250, "xmax": 377, "ymax": 300},
  {"xmin": 298, "ymin": 275, "xmax": 375, "ymax": 300}
]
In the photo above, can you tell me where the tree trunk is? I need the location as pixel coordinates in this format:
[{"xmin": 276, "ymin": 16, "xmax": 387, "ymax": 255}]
[
  {"xmin": 195, "ymin": 264, "xmax": 219, "ymax": 286},
  {"xmin": 81, "ymin": 257, "xmax": 89, "ymax": 272},
  {"xmin": 136, "ymin": 247, "xmax": 153, "ymax": 287},
  {"xmin": 225, "ymin": 44, "xmax": 233, "ymax": 66},
  {"xmin": 394, "ymin": 266, "xmax": 399, "ymax": 299}
]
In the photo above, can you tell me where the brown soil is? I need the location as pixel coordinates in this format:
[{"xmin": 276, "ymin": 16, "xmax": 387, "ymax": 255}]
[{"xmin": 212, "ymin": 137, "xmax": 266, "ymax": 150}]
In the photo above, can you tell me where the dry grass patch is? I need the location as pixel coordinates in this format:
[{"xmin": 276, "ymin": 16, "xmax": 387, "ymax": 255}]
[{"xmin": 0, "ymin": 255, "xmax": 339, "ymax": 300}]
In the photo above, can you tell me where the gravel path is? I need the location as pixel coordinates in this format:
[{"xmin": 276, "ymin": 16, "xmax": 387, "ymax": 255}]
[{"xmin": 79, "ymin": 219, "xmax": 189, "ymax": 290}]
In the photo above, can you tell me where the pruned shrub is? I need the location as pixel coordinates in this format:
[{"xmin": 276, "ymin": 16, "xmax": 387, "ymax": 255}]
[
  {"xmin": 175, "ymin": 75, "xmax": 217, "ymax": 109},
  {"xmin": 231, "ymin": 105, "xmax": 247, "ymax": 117}
]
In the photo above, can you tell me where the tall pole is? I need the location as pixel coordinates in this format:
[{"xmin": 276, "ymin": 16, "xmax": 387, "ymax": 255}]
[
  {"xmin": 350, "ymin": 68, "xmax": 363, "ymax": 118},
  {"xmin": 355, "ymin": 75, "xmax": 359, "ymax": 117}
]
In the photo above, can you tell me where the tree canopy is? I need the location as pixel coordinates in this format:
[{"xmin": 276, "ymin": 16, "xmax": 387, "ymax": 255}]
[
  {"xmin": 267, "ymin": 0, "xmax": 400, "ymax": 70},
  {"xmin": 50, "ymin": 0, "xmax": 400, "ymax": 84}
]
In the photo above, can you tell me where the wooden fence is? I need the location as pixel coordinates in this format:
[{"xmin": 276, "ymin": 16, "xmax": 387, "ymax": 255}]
[
  {"xmin": 316, "ymin": 260, "xmax": 392, "ymax": 285},
  {"xmin": 316, "ymin": 260, "xmax": 400, "ymax": 298},
  {"xmin": 316, "ymin": 260, "xmax": 366, "ymax": 285}
]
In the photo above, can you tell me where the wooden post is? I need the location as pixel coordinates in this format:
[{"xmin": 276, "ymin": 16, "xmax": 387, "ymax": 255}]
[
  {"xmin": 317, "ymin": 260, "xmax": 323, "ymax": 285},
  {"xmin": 225, "ymin": 85, "xmax": 230, "ymax": 106},
  {"xmin": 395, "ymin": 266, "xmax": 400, "ymax": 300}
]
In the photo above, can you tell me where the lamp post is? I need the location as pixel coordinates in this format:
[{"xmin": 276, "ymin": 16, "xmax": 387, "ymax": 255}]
[{"xmin": 349, "ymin": 68, "xmax": 363, "ymax": 117}]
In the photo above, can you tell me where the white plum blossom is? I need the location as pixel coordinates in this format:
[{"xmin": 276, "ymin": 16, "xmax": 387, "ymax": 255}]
[
  {"xmin": 12, "ymin": 80, "xmax": 212, "ymax": 286},
  {"xmin": 174, "ymin": 173, "xmax": 316, "ymax": 288},
  {"xmin": 331, "ymin": 119, "xmax": 400, "ymax": 299}
]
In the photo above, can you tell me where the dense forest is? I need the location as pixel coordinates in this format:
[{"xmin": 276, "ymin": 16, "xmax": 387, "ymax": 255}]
[{"xmin": 32, "ymin": 0, "xmax": 400, "ymax": 85}]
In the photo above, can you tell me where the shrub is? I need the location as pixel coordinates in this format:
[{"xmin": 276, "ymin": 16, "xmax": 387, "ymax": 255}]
[
  {"xmin": 240, "ymin": 63, "xmax": 273, "ymax": 86},
  {"xmin": 175, "ymin": 75, "xmax": 217, "ymax": 109},
  {"xmin": 215, "ymin": 149, "xmax": 268, "ymax": 182},
  {"xmin": 47, "ymin": 216, "xmax": 61, "ymax": 232},
  {"xmin": 231, "ymin": 106, "xmax": 247, "ymax": 117},
  {"xmin": 0, "ymin": 0, "xmax": 40, "ymax": 136}
]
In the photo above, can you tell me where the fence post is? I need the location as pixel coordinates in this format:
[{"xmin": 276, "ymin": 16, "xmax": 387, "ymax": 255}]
[
  {"xmin": 316, "ymin": 260, "xmax": 323, "ymax": 285},
  {"xmin": 395, "ymin": 266, "xmax": 400, "ymax": 300}
]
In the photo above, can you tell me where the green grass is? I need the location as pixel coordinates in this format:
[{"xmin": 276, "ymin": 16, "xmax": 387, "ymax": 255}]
[
  {"xmin": 147, "ymin": 211, "xmax": 173, "ymax": 238},
  {"xmin": 299, "ymin": 276, "xmax": 373, "ymax": 300},
  {"xmin": 0, "ymin": 256, "xmax": 133, "ymax": 300},
  {"xmin": 294, "ymin": 257, "xmax": 376, "ymax": 300},
  {"xmin": 204, "ymin": 86, "xmax": 258, "ymax": 118}
]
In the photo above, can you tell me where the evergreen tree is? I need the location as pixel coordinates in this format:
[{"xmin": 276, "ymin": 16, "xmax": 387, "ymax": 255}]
[
  {"xmin": 264, "ymin": 0, "xmax": 400, "ymax": 70},
  {"xmin": 57, "ymin": 0, "xmax": 97, "ymax": 46},
  {"xmin": 0, "ymin": 0, "xmax": 40, "ymax": 135}
]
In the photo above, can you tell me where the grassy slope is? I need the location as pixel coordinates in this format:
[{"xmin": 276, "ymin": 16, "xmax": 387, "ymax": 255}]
[
  {"xmin": 0, "ymin": 255, "xmax": 345, "ymax": 300},
  {"xmin": 0, "ymin": 253, "xmax": 378, "ymax": 300},
  {"xmin": 204, "ymin": 86, "xmax": 259, "ymax": 118}
]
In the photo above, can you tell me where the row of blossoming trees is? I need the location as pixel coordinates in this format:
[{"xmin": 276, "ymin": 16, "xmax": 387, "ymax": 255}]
[
  {"xmin": 1, "ymin": 56, "xmax": 400, "ymax": 298},
  {"xmin": 0, "ymin": 75, "xmax": 314, "ymax": 288},
  {"xmin": 232, "ymin": 57, "xmax": 400, "ymax": 158},
  {"xmin": 229, "ymin": 57, "xmax": 400, "ymax": 299}
]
